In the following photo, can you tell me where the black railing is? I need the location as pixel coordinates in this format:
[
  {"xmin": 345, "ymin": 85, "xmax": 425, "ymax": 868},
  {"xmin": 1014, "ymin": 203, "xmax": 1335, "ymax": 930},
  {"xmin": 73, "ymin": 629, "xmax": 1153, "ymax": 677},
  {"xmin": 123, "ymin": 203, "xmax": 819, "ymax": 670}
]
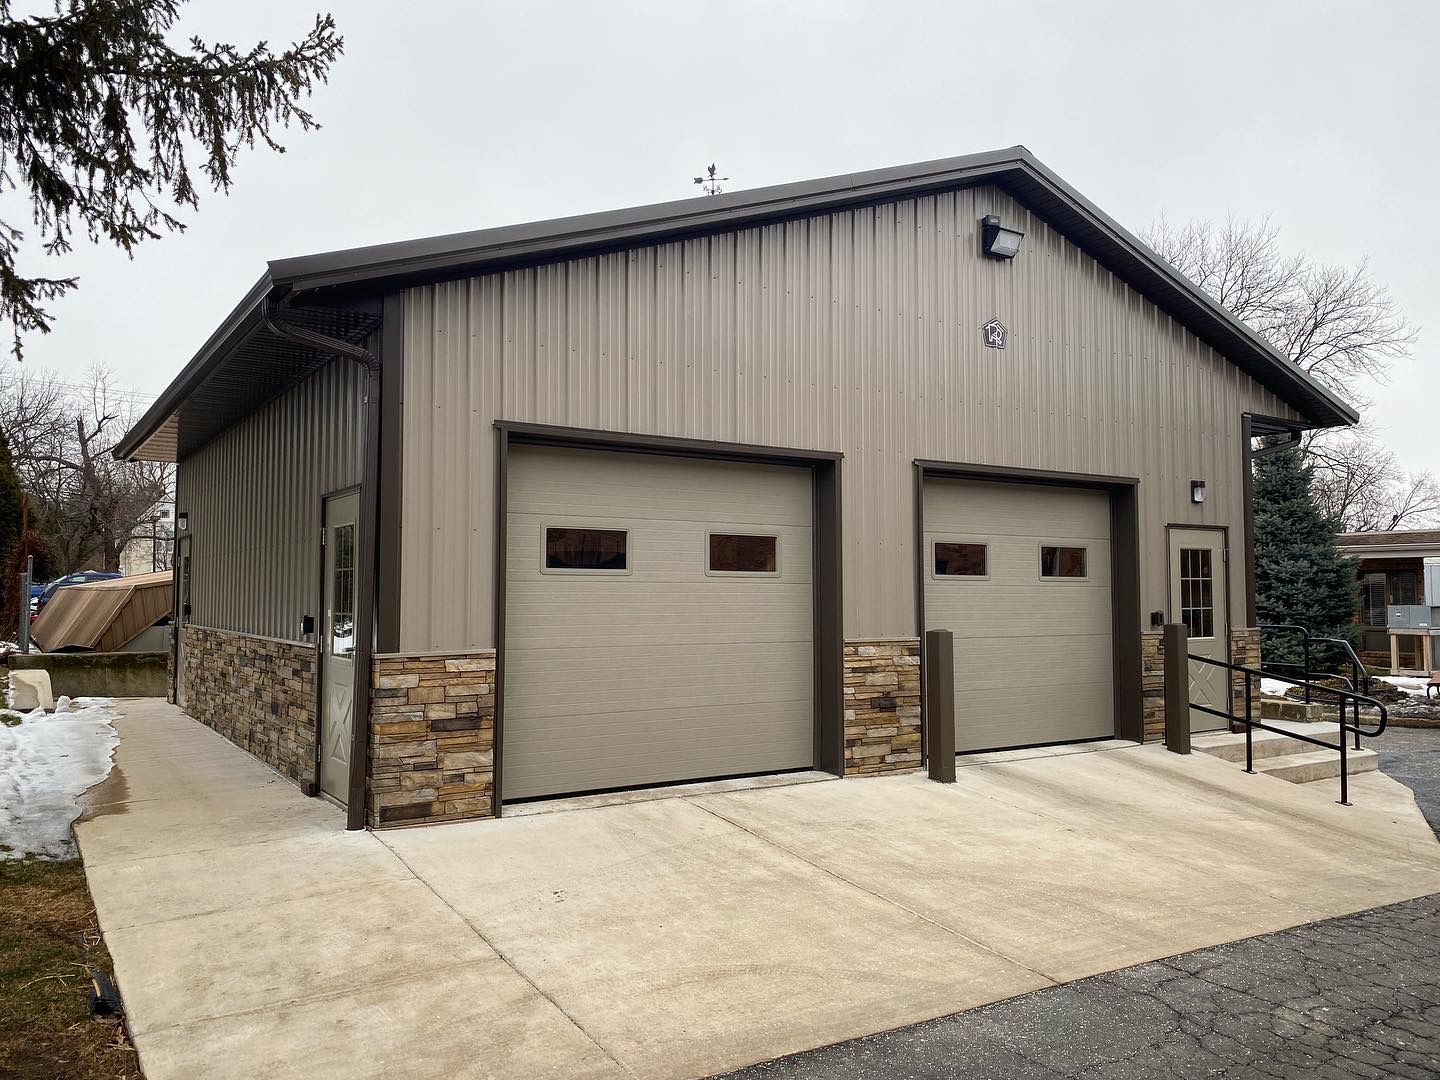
[
  {"xmin": 1187, "ymin": 655, "xmax": 1388, "ymax": 806},
  {"xmin": 1257, "ymin": 623, "xmax": 1371, "ymax": 707}
]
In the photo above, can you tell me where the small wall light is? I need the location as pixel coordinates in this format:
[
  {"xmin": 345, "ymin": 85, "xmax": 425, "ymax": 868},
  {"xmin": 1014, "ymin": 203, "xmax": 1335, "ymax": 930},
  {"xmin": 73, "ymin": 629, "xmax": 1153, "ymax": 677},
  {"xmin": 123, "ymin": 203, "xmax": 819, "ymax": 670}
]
[
  {"xmin": 177, "ymin": 512, "xmax": 189, "ymax": 531},
  {"xmin": 1190, "ymin": 480, "xmax": 1206, "ymax": 505},
  {"xmin": 981, "ymin": 214, "xmax": 1025, "ymax": 260}
]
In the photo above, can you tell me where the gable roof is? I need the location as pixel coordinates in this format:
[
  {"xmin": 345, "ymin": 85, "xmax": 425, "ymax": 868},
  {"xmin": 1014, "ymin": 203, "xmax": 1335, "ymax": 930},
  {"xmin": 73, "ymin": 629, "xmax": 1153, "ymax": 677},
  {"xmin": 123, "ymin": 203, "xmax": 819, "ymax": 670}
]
[
  {"xmin": 116, "ymin": 146, "xmax": 1356, "ymax": 460},
  {"xmin": 1338, "ymin": 530, "xmax": 1440, "ymax": 558}
]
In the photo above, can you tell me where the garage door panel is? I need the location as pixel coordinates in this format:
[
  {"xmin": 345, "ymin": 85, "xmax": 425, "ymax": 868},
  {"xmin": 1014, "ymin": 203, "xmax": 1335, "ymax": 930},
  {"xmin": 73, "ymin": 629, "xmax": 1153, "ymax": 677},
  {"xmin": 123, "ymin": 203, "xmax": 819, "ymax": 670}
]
[
  {"xmin": 505, "ymin": 446, "xmax": 815, "ymax": 800},
  {"xmin": 924, "ymin": 478, "xmax": 1116, "ymax": 753},
  {"xmin": 954, "ymin": 681, "xmax": 1114, "ymax": 751}
]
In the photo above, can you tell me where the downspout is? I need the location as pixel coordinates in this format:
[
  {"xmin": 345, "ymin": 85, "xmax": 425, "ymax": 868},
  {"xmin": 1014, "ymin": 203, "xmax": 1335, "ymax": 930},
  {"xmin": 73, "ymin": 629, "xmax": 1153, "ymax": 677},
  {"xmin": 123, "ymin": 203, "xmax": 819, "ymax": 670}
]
[{"xmin": 263, "ymin": 298, "xmax": 380, "ymax": 831}]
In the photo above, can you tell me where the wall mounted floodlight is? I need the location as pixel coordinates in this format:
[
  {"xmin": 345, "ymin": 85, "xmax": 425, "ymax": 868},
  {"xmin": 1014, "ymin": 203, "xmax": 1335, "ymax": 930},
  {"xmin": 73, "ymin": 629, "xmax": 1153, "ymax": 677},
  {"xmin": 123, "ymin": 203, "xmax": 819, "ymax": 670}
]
[
  {"xmin": 177, "ymin": 512, "xmax": 189, "ymax": 531},
  {"xmin": 1190, "ymin": 480, "xmax": 1207, "ymax": 505},
  {"xmin": 981, "ymin": 215, "xmax": 1024, "ymax": 260}
]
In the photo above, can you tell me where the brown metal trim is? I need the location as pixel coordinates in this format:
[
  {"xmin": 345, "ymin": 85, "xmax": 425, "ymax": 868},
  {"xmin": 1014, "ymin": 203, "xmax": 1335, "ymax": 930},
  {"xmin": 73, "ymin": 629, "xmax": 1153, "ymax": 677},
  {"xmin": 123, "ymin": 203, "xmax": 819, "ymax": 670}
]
[
  {"xmin": 914, "ymin": 459, "xmax": 1140, "ymax": 489},
  {"xmin": 498, "ymin": 420, "xmax": 843, "ymax": 465},
  {"xmin": 491, "ymin": 427, "xmax": 509, "ymax": 815},
  {"xmin": 812, "ymin": 459, "xmax": 844, "ymax": 775},
  {"xmin": 1241, "ymin": 414, "xmax": 1257, "ymax": 626},
  {"xmin": 375, "ymin": 292, "xmax": 405, "ymax": 653},
  {"xmin": 494, "ymin": 421, "xmax": 847, "ymax": 799},
  {"xmin": 170, "ymin": 531, "xmax": 188, "ymax": 704},
  {"xmin": 912, "ymin": 463, "xmax": 928, "ymax": 763},
  {"xmin": 915, "ymin": 460, "xmax": 1144, "ymax": 746}
]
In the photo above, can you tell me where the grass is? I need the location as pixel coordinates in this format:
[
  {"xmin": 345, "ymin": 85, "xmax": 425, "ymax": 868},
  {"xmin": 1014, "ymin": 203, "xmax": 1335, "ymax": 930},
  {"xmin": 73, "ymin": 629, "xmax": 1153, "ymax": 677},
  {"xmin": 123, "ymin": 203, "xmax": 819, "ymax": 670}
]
[{"xmin": 0, "ymin": 858, "xmax": 140, "ymax": 1079}]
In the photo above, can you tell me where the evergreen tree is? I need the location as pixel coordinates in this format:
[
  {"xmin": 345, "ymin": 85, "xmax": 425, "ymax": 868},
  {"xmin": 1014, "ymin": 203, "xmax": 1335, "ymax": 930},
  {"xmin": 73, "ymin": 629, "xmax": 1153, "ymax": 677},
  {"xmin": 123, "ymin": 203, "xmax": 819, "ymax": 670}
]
[
  {"xmin": 1253, "ymin": 442, "xmax": 1359, "ymax": 669},
  {"xmin": 0, "ymin": 1, "xmax": 343, "ymax": 357}
]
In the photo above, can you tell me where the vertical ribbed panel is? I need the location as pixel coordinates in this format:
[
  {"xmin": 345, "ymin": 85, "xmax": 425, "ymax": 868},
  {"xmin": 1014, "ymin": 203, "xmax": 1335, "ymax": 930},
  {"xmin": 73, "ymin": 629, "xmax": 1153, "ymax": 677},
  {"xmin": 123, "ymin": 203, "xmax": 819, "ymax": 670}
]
[
  {"xmin": 177, "ymin": 355, "xmax": 365, "ymax": 640},
  {"xmin": 399, "ymin": 184, "xmax": 1300, "ymax": 652}
]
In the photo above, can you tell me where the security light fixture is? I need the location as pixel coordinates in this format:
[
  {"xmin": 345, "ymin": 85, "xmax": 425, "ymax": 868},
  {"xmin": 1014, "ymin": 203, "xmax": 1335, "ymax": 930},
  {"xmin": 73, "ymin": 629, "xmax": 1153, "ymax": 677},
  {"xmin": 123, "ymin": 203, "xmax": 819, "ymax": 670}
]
[
  {"xmin": 177, "ymin": 512, "xmax": 188, "ymax": 531},
  {"xmin": 1190, "ymin": 480, "xmax": 1206, "ymax": 505},
  {"xmin": 981, "ymin": 215, "xmax": 1024, "ymax": 260}
]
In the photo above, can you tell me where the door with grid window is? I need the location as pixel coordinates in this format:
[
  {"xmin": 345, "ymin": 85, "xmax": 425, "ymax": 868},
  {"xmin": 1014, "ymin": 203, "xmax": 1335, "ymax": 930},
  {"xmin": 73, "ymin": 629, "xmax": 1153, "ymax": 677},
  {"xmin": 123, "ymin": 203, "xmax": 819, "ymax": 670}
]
[
  {"xmin": 320, "ymin": 491, "xmax": 359, "ymax": 802},
  {"xmin": 1168, "ymin": 528, "xmax": 1230, "ymax": 733}
]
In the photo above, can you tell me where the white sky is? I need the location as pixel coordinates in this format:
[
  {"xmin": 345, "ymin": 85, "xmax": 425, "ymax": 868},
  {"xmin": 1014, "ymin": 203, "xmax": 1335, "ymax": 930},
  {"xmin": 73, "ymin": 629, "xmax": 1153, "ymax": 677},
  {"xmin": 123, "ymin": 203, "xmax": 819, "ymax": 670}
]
[{"xmin": 14, "ymin": 0, "xmax": 1439, "ymax": 474}]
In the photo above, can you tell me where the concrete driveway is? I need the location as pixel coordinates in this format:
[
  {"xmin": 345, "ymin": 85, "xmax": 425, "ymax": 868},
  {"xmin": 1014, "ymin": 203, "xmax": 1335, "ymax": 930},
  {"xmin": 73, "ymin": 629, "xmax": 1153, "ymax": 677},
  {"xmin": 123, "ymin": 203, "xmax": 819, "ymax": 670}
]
[{"xmin": 76, "ymin": 701, "xmax": 1440, "ymax": 1080}]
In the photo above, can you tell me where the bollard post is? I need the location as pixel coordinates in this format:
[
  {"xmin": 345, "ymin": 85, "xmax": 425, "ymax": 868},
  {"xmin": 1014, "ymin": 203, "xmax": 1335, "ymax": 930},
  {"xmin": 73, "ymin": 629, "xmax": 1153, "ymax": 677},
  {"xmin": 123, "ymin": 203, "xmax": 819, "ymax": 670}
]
[
  {"xmin": 924, "ymin": 629, "xmax": 955, "ymax": 782},
  {"xmin": 1163, "ymin": 623, "xmax": 1190, "ymax": 754}
]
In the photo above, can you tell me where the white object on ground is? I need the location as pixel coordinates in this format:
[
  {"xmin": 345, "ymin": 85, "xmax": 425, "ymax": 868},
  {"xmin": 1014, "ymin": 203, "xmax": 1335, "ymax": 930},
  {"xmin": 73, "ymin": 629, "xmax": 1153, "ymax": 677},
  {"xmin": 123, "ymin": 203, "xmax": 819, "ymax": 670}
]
[
  {"xmin": 1260, "ymin": 678, "xmax": 1294, "ymax": 698},
  {"xmin": 8, "ymin": 669, "xmax": 54, "ymax": 712},
  {"xmin": 53, "ymin": 695, "xmax": 74, "ymax": 713},
  {"xmin": 0, "ymin": 699, "xmax": 118, "ymax": 859}
]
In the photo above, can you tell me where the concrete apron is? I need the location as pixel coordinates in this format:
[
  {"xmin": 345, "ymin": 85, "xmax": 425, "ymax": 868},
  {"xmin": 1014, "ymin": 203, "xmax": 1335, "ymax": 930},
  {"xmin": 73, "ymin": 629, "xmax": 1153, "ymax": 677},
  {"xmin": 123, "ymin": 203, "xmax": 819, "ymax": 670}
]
[{"xmin": 75, "ymin": 701, "xmax": 1440, "ymax": 1080}]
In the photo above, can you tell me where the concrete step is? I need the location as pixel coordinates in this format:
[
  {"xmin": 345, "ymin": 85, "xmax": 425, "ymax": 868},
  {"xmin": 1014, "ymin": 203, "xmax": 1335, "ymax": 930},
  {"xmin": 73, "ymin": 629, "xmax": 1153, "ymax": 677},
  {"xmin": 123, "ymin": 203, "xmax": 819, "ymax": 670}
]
[
  {"xmin": 1254, "ymin": 747, "xmax": 1379, "ymax": 785},
  {"xmin": 1192, "ymin": 728, "xmax": 1341, "ymax": 764}
]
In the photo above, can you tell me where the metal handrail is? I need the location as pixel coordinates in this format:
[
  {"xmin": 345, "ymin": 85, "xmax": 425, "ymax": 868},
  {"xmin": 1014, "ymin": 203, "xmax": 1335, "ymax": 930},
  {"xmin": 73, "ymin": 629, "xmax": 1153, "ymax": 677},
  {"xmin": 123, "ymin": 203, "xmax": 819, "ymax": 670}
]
[
  {"xmin": 1187, "ymin": 655, "xmax": 1388, "ymax": 807},
  {"xmin": 1258, "ymin": 624, "xmax": 1372, "ymax": 711}
]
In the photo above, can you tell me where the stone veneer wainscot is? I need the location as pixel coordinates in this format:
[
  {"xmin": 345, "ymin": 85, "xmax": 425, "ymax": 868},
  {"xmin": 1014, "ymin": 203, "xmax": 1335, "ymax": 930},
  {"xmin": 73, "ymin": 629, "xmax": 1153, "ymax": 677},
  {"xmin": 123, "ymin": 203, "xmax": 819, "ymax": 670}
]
[
  {"xmin": 178, "ymin": 625, "xmax": 318, "ymax": 789},
  {"xmin": 843, "ymin": 640, "xmax": 922, "ymax": 774},
  {"xmin": 368, "ymin": 652, "xmax": 496, "ymax": 827}
]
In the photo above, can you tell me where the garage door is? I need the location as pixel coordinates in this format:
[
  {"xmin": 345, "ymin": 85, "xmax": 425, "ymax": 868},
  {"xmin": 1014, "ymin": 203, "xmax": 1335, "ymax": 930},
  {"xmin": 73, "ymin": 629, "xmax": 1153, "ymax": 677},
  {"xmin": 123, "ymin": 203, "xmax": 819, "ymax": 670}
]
[
  {"xmin": 503, "ymin": 446, "xmax": 815, "ymax": 800},
  {"xmin": 923, "ymin": 478, "xmax": 1114, "ymax": 752}
]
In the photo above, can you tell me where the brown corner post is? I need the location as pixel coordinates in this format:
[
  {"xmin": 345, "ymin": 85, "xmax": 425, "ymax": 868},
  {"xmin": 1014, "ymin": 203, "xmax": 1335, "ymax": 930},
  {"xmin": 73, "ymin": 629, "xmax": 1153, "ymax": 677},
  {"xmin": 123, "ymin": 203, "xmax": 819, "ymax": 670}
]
[
  {"xmin": 924, "ymin": 629, "xmax": 955, "ymax": 782},
  {"xmin": 1163, "ymin": 623, "xmax": 1190, "ymax": 754}
]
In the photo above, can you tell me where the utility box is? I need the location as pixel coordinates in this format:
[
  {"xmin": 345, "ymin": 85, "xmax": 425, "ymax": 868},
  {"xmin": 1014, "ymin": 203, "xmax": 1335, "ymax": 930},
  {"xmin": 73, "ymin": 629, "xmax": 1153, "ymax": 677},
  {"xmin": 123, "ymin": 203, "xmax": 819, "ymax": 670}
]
[{"xmin": 1389, "ymin": 605, "xmax": 1434, "ymax": 630}]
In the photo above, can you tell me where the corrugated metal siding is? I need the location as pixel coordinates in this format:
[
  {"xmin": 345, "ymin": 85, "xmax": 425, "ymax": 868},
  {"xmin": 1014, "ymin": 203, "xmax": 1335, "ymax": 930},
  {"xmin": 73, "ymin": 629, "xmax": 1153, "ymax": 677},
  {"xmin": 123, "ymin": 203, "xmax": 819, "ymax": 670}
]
[
  {"xmin": 399, "ymin": 184, "xmax": 1301, "ymax": 651},
  {"xmin": 176, "ymin": 355, "xmax": 365, "ymax": 640}
]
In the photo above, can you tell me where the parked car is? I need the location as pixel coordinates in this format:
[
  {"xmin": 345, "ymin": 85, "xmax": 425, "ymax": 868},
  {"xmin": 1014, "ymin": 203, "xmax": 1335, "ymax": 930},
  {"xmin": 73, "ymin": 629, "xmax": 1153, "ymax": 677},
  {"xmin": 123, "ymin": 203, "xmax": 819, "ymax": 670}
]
[{"xmin": 31, "ymin": 571, "xmax": 123, "ymax": 620}]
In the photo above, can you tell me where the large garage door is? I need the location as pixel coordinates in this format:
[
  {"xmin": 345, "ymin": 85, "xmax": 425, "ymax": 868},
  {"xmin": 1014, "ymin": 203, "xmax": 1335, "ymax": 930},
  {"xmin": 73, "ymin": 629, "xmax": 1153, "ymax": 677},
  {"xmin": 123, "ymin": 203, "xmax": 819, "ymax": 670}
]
[
  {"xmin": 504, "ymin": 446, "xmax": 815, "ymax": 800},
  {"xmin": 923, "ymin": 478, "xmax": 1114, "ymax": 752}
]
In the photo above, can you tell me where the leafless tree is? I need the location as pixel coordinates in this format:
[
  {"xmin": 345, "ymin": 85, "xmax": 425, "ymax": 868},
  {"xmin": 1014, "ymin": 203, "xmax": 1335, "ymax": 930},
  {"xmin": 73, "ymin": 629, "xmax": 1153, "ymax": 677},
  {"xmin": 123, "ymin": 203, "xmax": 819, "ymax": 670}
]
[
  {"xmin": 1143, "ymin": 216, "xmax": 1416, "ymax": 406},
  {"xmin": 1307, "ymin": 428, "xmax": 1440, "ymax": 532},
  {"xmin": 0, "ymin": 364, "xmax": 172, "ymax": 572}
]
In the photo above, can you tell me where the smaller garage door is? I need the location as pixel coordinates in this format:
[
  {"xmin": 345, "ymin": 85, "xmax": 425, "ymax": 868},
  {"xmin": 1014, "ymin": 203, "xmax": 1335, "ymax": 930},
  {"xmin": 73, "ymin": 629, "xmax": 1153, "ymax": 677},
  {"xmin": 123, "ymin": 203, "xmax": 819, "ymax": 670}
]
[
  {"xmin": 504, "ymin": 447, "xmax": 815, "ymax": 800},
  {"xmin": 923, "ymin": 478, "xmax": 1115, "ymax": 752}
]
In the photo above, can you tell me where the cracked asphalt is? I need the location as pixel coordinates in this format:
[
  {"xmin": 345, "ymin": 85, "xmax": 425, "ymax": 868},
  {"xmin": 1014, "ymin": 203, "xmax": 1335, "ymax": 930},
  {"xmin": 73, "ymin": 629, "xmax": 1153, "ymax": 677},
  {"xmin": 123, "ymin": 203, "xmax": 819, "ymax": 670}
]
[{"xmin": 720, "ymin": 728, "xmax": 1440, "ymax": 1080}]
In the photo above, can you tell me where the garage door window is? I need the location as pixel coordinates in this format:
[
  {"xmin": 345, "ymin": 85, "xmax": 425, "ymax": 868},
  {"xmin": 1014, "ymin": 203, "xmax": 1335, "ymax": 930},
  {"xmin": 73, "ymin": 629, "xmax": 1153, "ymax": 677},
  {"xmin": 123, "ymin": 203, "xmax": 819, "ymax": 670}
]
[
  {"xmin": 707, "ymin": 532, "xmax": 779, "ymax": 575},
  {"xmin": 933, "ymin": 541, "xmax": 987, "ymax": 578},
  {"xmin": 1040, "ymin": 545, "xmax": 1087, "ymax": 579},
  {"xmin": 543, "ymin": 526, "xmax": 629, "ymax": 573}
]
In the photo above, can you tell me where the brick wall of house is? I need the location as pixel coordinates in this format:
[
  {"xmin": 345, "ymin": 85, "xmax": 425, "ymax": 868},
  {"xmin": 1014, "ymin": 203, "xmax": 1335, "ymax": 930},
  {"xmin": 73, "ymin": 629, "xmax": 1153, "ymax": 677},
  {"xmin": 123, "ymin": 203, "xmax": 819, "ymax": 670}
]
[
  {"xmin": 843, "ymin": 640, "xmax": 922, "ymax": 775},
  {"xmin": 179, "ymin": 625, "xmax": 318, "ymax": 789},
  {"xmin": 368, "ymin": 652, "xmax": 496, "ymax": 827}
]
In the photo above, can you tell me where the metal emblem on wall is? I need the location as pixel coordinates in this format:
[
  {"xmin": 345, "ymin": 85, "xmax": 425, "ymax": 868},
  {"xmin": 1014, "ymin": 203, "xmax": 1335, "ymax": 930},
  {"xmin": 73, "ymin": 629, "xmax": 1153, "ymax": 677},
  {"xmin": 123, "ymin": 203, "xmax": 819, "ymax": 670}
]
[{"xmin": 982, "ymin": 317, "xmax": 1007, "ymax": 349}]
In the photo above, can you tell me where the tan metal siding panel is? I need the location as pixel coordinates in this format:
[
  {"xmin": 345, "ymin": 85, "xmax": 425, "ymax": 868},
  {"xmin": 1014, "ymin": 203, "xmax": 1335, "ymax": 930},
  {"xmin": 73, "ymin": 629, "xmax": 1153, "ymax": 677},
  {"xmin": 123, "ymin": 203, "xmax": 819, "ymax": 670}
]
[
  {"xmin": 400, "ymin": 185, "xmax": 1297, "ymax": 651},
  {"xmin": 176, "ymin": 354, "xmax": 365, "ymax": 640}
]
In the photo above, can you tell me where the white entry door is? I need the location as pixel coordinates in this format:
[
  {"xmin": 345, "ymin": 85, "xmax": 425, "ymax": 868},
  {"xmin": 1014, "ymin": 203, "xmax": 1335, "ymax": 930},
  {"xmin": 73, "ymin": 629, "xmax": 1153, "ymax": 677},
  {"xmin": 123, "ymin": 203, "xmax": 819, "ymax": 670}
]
[
  {"xmin": 1168, "ymin": 527, "xmax": 1230, "ymax": 733},
  {"xmin": 320, "ymin": 491, "xmax": 360, "ymax": 802}
]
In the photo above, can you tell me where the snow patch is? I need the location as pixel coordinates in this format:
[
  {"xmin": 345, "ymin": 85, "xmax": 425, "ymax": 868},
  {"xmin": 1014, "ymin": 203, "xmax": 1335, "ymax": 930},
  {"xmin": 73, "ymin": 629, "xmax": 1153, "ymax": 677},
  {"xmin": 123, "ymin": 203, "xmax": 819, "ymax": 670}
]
[
  {"xmin": 0, "ymin": 700, "xmax": 118, "ymax": 860},
  {"xmin": 1260, "ymin": 678, "xmax": 1294, "ymax": 698}
]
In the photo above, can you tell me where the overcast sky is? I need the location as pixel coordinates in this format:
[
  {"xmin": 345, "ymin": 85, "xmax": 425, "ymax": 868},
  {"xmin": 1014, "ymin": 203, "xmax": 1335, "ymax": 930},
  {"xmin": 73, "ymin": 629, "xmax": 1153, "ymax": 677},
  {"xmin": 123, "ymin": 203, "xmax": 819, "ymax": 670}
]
[{"xmin": 15, "ymin": 0, "xmax": 1439, "ymax": 474}]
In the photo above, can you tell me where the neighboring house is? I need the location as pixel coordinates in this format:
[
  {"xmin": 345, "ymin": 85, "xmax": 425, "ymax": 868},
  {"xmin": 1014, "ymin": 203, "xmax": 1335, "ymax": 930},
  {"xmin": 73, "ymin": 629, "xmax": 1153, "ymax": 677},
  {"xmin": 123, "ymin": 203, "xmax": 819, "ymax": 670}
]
[
  {"xmin": 118, "ymin": 504, "xmax": 175, "ymax": 577},
  {"xmin": 114, "ymin": 147, "xmax": 1357, "ymax": 831},
  {"xmin": 1337, "ymin": 530, "xmax": 1440, "ymax": 675}
]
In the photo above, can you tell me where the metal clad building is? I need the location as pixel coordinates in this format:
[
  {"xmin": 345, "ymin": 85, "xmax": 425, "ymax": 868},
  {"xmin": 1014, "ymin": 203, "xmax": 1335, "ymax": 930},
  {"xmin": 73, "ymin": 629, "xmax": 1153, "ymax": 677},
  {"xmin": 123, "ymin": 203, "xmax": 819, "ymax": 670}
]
[{"xmin": 117, "ymin": 147, "xmax": 1356, "ymax": 831}]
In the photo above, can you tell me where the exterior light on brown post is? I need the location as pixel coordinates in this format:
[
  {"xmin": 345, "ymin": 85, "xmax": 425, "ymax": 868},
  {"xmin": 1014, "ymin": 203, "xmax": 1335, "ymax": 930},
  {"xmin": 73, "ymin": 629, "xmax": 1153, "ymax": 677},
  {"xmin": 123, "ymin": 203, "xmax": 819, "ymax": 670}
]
[
  {"xmin": 924, "ymin": 629, "xmax": 956, "ymax": 782},
  {"xmin": 1163, "ymin": 623, "xmax": 1191, "ymax": 754}
]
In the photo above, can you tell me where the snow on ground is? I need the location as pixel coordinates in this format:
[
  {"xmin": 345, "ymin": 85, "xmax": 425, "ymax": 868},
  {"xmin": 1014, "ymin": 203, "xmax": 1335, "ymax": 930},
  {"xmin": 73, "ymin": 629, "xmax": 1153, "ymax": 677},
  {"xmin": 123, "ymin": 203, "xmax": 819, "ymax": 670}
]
[
  {"xmin": 0, "ymin": 698, "xmax": 118, "ymax": 859},
  {"xmin": 1261, "ymin": 678, "xmax": 1294, "ymax": 697}
]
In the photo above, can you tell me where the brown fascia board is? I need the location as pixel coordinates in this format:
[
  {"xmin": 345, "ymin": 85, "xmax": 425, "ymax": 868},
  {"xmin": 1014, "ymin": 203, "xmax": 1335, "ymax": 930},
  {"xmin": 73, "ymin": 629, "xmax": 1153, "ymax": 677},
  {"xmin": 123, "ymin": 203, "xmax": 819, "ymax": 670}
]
[{"xmin": 119, "ymin": 146, "xmax": 1357, "ymax": 460}]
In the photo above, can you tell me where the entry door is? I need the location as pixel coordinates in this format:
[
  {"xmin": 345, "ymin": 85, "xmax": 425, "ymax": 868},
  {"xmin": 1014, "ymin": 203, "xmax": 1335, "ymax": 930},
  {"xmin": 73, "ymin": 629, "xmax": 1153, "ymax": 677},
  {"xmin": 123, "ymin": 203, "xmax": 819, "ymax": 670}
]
[
  {"xmin": 320, "ymin": 491, "xmax": 360, "ymax": 802},
  {"xmin": 175, "ymin": 536, "xmax": 192, "ymax": 708},
  {"xmin": 1168, "ymin": 528, "xmax": 1230, "ymax": 733}
]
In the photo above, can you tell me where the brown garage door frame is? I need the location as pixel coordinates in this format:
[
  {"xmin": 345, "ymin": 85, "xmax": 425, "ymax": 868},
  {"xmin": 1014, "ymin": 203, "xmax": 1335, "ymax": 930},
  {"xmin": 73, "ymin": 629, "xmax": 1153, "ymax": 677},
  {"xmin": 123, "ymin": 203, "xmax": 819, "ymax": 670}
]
[
  {"xmin": 493, "ymin": 421, "xmax": 844, "ymax": 813},
  {"xmin": 912, "ymin": 460, "xmax": 1144, "ymax": 760}
]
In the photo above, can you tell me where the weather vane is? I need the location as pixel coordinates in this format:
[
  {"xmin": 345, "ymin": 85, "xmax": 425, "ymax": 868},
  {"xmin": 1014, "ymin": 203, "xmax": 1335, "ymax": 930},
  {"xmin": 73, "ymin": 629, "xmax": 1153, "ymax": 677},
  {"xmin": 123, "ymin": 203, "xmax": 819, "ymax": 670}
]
[{"xmin": 693, "ymin": 164, "xmax": 729, "ymax": 196}]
